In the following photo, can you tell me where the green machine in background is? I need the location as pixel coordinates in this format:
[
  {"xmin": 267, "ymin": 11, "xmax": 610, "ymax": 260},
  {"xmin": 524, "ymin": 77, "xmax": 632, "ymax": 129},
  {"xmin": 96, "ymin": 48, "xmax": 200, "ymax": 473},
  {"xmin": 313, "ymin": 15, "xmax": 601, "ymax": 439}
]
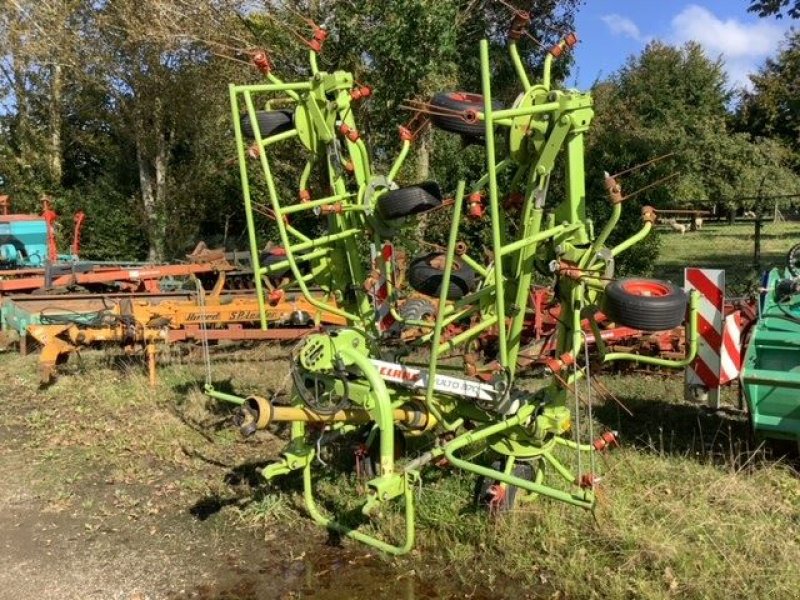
[
  {"xmin": 741, "ymin": 246, "xmax": 800, "ymax": 444},
  {"xmin": 207, "ymin": 9, "xmax": 699, "ymax": 554}
]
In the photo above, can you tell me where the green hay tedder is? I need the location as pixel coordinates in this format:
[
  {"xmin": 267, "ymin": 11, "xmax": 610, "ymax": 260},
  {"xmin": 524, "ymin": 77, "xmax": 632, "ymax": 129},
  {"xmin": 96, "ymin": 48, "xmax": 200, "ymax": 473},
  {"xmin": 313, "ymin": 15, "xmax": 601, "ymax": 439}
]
[{"xmin": 206, "ymin": 11, "xmax": 699, "ymax": 554}]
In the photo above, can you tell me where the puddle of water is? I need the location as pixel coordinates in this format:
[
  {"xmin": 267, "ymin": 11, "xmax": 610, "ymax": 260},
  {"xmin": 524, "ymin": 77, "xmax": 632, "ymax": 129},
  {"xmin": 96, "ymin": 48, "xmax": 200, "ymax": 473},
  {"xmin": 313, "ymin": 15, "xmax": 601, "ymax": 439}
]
[{"xmin": 168, "ymin": 545, "xmax": 505, "ymax": 600}]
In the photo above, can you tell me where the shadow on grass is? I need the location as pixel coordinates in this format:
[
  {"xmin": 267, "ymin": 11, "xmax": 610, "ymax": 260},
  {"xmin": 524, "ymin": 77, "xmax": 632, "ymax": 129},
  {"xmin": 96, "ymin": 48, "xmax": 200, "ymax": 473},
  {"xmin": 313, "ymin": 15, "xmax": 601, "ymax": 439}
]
[
  {"xmin": 171, "ymin": 376, "xmax": 236, "ymax": 397},
  {"xmin": 188, "ymin": 459, "xmax": 304, "ymax": 521},
  {"xmin": 593, "ymin": 391, "xmax": 758, "ymax": 464},
  {"xmin": 187, "ymin": 438, "xmax": 359, "ymax": 523},
  {"xmin": 189, "ymin": 494, "xmax": 241, "ymax": 520}
]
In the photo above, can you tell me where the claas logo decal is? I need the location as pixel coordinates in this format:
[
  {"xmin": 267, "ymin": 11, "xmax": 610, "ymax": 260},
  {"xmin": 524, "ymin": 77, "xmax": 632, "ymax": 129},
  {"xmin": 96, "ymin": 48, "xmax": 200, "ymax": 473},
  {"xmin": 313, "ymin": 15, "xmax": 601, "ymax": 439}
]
[{"xmin": 377, "ymin": 365, "xmax": 421, "ymax": 382}]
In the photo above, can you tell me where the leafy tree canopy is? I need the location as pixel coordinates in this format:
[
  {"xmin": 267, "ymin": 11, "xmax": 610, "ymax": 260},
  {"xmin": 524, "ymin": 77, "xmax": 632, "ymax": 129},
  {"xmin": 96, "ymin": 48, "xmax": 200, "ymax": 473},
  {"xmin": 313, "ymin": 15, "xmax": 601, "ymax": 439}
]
[
  {"xmin": 749, "ymin": 0, "xmax": 800, "ymax": 18},
  {"xmin": 736, "ymin": 30, "xmax": 800, "ymax": 163}
]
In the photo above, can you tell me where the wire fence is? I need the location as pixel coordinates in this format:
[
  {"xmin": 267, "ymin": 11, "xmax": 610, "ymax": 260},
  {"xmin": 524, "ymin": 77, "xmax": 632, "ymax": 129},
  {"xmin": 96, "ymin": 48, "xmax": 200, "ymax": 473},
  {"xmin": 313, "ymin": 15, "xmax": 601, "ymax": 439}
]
[{"xmin": 652, "ymin": 214, "xmax": 800, "ymax": 298}]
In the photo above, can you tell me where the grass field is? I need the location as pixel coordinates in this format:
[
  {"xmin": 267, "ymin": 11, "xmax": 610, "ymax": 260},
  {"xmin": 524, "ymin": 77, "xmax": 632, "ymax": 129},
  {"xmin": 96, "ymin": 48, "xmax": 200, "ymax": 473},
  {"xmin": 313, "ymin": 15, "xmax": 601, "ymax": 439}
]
[
  {"xmin": 0, "ymin": 348, "xmax": 798, "ymax": 599},
  {"xmin": 0, "ymin": 223, "xmax": 799, "ymax": 599},
  {"xmin": 652, "ymin": 220, "xmax": 800, "ymax": 291}
]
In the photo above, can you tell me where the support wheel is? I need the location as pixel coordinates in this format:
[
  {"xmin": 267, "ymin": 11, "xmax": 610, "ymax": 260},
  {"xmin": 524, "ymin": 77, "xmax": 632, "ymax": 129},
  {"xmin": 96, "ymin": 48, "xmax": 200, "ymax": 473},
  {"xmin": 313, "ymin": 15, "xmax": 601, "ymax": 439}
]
[
  {"xmin": 407, "ymin": 253, "xmax": 476, "ymax": 300},
  {"xmin": 260, "ymin": 247, "xmax": 291, "ymax": 280},
  {"xmin": 240, "ymin": 110, "xmax": 294, "ymax": 139},
  {"xmin": 787, "ymin": 242, "xmax": 800, "ymax": 276},
  {"xmin": 429, "ymin": 91, "xmax": 502, "ymax": 139},
  {"xmin": 398, "ymin": 298, "xmax": 437, "ymax": 321},
  {"xmin": 604, "ymin": 278, "xmax": 687, "ymax": 331},
  {"xmin": 475, "ymin": 460, "xmax": 534, "ymax": 512},
  {"xmin": 356, "ymin": 428, "xmax": 407, "ymax": 479},
  {"xmin": 376, "ymin": 182, "xmax": 442, "ymax": 221}
]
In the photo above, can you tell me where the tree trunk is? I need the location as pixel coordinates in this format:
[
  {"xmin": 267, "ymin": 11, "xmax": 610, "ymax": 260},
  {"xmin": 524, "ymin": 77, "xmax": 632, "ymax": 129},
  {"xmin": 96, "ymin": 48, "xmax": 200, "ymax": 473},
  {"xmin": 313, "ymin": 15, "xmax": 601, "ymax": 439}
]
[
  {"xmin": 48, "ymin": 63, "xmax": 63, "ymax": 185},
  {"xmin": 416, "ymin": 130, "xmax": 430, "ymax": 181},
  {"xmin": 153, "ymin": 129, "xmax": 168, "ymax": 258},
  {"xmin": 414, "ymin": 131, "xmax": 431, "ymax": 245},
  {"xmin": 134, "ymin": 94, "xmax": 169, "ymax": 262},
  {"xmin": 11, "ymin": 42, "xmax": 32, "ymax": 170},
  {"xmin": 136, "ymin": 142, "xmax": 161, "ymax": 262}
]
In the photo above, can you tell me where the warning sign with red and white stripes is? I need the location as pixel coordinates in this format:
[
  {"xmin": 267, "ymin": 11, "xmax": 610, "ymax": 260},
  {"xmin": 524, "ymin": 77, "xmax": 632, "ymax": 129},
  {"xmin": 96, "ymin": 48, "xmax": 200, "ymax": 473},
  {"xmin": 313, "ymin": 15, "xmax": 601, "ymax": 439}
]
[
  {"xmin": 684, "ymin": 268, "xmax": 743, "ymax": 395},
  {"xmin": 685, "ymin": 267, "xmax": 725, "ymax": 389},
  {"xmin": 719, "ymin": 312, "xmax": 743, "ymax": 385}
]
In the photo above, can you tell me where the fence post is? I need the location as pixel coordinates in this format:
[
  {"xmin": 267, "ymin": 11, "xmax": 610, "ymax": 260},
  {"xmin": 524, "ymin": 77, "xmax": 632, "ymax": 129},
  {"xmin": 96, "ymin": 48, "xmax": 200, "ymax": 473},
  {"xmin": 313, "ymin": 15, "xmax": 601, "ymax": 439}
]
[
  {"xmin": 753, "ymin": 213, "xmax": 762, "ymax": 272},
  {"xmin": 753, "ymin": 173, "xmax": 767, "ymax": 272}
]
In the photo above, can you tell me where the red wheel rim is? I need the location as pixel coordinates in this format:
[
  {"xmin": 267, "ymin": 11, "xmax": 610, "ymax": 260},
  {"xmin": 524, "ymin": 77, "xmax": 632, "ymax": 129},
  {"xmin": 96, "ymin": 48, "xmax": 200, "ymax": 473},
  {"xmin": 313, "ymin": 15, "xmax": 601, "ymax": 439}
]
[
  {"xmin": 619, "ymin": 279, "xmax": 671, "ymax": 297},
  {"xmin": 447, "ymin": 92, "xmax": 483, "ymax": 106}
]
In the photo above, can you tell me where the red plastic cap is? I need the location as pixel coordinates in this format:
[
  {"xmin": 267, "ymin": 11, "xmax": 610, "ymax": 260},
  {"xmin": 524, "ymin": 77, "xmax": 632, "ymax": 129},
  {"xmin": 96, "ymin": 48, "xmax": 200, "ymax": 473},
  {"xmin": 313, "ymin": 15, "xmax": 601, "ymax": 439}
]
[
  {"xmin": 252, "ymin": 50, "xmax": 271, "ymax": 74},
  {"xmin": 339, "ymin": 123, "xmax": 360, "ymax": 142},
  {"xmin": 578, "ymin": 473, "xmax": 599, "ymax": 489},
  {"xmin": 592, "ymin": 431, "xmax": 620, "ymax": 452},
  {"xmin": 308, "ymin": 27, "xmax": 328, "ymax": 53},
  {"xmin": 398, "ymin": 126, "xmax": 414, "ymax": 142}
]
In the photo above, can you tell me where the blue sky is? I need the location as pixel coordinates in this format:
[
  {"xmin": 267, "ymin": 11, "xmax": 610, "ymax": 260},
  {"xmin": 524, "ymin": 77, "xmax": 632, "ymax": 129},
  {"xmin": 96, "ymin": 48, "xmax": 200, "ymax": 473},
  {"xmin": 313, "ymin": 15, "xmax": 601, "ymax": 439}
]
[{"xmin": 571, "ymin": 1, "xmax": 794, "ymax": 90}]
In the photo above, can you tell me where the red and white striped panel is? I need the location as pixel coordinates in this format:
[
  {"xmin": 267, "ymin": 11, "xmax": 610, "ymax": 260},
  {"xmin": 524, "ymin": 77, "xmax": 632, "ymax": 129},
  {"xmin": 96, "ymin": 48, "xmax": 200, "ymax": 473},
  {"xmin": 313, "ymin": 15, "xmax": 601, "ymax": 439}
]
[
  {"xmin": 370, "ymin": 242, "xmax": 396, "ymax": 333},
  {"xmin": 719, "ymin": 312, "xmax": 743, "ymax": 385},
  {"xmin": 685, "ymin": 268, "xmax": 725, "ymax": 389}
]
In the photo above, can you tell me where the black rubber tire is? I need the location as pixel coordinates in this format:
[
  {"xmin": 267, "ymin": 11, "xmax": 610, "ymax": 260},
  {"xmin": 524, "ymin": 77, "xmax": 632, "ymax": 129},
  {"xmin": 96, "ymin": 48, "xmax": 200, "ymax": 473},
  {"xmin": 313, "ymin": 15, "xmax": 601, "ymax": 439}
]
[
  {"xmin": 429, "ymin": 91, "xmax": 503, "ymax": 138},
  {"xmin": 359, "ymin": 429, "xmax": 407, "ymax": 479},
  {"xmin": 787, "ymin": 242, "xmax": 800, "ymax": 276},
  {"xmin": 376, "ymin": 182, "xmax": 442, "ymax": 221},
  {"xmin": 474, "ymin": 461, "xmax": 534, "ymax": 512},
  {"xmin": 604, "ymin": 278, "xmax": 687, "ymax": 331},
  {"xmin": 260, "ymin": 248, "xmax": 291, "ymax": 280},
  {"xmin": 407, "ymin": 252, "xmax": 476, "ymax": 301},
  {"xmin": 240, "ymin": 110, "xmax": 294, "ymax": 139},
  {"xmin": 398, "ymin": 298, "xmax": 437, "ymax": 321}
]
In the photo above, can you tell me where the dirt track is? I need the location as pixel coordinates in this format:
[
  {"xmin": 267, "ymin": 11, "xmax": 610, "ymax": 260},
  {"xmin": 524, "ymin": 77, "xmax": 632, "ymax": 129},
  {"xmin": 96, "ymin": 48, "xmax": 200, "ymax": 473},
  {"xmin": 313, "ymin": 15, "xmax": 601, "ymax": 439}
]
[{"xmin": 0, "ymin": 351, "xmax": 492, "ymax": 600}]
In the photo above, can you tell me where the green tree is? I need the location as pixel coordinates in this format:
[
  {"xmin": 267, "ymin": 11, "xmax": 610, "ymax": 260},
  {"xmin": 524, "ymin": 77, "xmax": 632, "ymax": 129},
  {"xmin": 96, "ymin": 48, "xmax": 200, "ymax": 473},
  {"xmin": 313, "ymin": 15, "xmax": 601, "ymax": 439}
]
[
  {"xmin": 0, "ymin": 0, "xmax": 256, "ymax": 260},
  {"xmin": 749, "ymin": 0, "xmax": 800, "ymax": 18},
  {"xmin": 736, "ymin": 30, "xmax": 800, "ymax": 164},
  {"xmin": 585, "ymin": 40, "xmax": 800, "ymax": 274}
]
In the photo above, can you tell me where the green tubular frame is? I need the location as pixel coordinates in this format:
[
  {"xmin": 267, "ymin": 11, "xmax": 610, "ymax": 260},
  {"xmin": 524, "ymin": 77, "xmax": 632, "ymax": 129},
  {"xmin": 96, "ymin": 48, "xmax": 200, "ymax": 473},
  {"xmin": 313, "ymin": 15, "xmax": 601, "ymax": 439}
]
[
  {"xmin": 215, "ymin": 27, "xmax": 699, "ymax": 555},
  {"xmin": 442, "ymin": 414, "xmax": 594, "ymax": 509}
]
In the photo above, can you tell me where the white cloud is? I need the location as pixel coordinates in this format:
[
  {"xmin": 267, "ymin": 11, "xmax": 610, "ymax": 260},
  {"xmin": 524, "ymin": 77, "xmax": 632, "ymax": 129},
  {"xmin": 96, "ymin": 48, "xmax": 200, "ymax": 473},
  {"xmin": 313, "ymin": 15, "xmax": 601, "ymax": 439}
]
[
  {"xmin": 668, "ymin": 4, "xmax": 788, "ymax": 89},
  {"xmin": 601, "ymin": 14, "xmax": 646, "ymax": 42}
]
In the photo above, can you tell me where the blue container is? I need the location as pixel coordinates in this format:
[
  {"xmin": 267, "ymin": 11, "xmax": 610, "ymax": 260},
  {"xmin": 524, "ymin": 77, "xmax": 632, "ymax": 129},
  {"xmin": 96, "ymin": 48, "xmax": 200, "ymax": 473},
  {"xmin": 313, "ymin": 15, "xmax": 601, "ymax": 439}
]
[{"xmin": 0, "ymin": 215, "xmax": 49, "ymax": 267}]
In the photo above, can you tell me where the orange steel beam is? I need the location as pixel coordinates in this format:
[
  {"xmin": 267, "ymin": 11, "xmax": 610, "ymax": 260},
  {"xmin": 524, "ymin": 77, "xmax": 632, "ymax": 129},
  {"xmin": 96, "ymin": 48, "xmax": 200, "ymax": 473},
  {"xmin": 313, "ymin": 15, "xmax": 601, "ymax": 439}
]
[{"xmin": 0, "ymin": 263, "xmax": 229, "ymax": 293}]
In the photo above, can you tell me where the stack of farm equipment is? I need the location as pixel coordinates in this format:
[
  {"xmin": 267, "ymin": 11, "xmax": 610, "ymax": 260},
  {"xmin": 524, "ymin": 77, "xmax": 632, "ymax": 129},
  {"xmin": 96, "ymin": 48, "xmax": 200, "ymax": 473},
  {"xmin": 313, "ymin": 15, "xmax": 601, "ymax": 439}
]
[{"xmin": 0, "ymin": 195, "xmax": 347, "ymax": 382}]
